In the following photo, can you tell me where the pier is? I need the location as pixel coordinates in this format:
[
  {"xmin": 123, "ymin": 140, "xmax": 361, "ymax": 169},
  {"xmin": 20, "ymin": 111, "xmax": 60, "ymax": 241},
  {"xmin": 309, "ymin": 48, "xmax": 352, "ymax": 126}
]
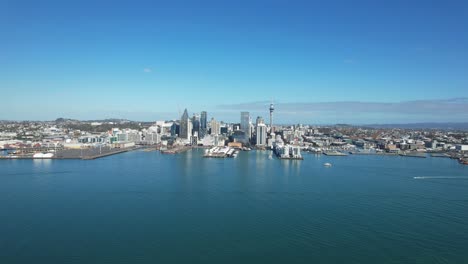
[
  {"xmin": 0, "ymin": 146, "xmax": 140, "ymax": 160},
  {"xmin": 161, "ymin": 146, "xmax": 191, "ymax": 154}
]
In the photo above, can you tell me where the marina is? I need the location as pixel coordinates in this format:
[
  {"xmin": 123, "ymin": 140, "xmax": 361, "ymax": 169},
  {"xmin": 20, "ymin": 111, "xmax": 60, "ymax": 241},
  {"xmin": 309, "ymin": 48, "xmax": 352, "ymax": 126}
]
[{"xmin": 203, "ymin": 146, "xmax": 238, "ymax": 158}]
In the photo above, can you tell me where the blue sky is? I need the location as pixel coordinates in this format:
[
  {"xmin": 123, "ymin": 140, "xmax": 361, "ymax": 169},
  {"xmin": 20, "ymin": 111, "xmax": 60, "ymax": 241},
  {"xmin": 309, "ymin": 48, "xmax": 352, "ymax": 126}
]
[{"xmin": 1, "ymin": 0, "xmax": 468, "ymax": 123}]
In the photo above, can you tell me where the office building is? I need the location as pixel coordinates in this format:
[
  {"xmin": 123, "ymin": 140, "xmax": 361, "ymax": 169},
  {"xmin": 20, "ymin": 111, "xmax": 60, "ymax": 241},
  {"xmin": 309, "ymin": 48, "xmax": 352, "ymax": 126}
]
[
  {"xmin": 256, "ymin": 123, "xmax": 267, "ymax": 146},
  {"xmin": 179, "ymin": 109, "xmax": 191, "ymax": 139},
  {"xmin": 241, "ymin": 111, "xmax": 251, "ymax": 139},
  {"xmin": 200, "ymin": 111, "xmax": 207, "ymax": 138},
  {"xmin": 210, "ymin": 118, "xmax": 220, "ymax": 135}
]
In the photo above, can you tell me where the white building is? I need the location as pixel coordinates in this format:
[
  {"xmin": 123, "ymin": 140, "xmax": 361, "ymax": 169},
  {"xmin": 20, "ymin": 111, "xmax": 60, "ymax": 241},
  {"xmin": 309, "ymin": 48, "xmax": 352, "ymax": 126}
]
[
  {"xmin": 210, "ymin": 118, "xmax": 220, "ymax": 135},
  {"xmin": 256, "ymin": 123, "xmax": 267, "ymax": 146},
  {"xmin": 143, "ymin": 132, "xmax": 161, "ymax": 144},
  {"xmin": 456, "ymin": 145, "xmax": 468, "ymax": 151}
]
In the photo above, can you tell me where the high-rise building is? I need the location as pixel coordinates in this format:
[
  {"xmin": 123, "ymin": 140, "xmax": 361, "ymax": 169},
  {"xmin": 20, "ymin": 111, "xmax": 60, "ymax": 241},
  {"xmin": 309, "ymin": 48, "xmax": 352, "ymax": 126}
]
[
  {"xmin": 200, "ymin": 111, "xmax": 207, "ymax": 138},
  {"xmin": 256, "ymin": 123, "xmax": 267, "ymax": 146},
  {"xmin": 210, "ymin": 118, "xmax": 220, "ymax": 135},
  {"xmin": 170, "ymin": 122, "xmax": 179, "ymax": 137},
  {"xmin": 192, "ymin": 114, "xmax": 200, "ymax": 137},
  {"xmin": 240, "ymin": 112, "xmax": 251, "ymax": 138},
  {"xmin": 256, "ymin": 116, "xmax": 264, "ymax": 126},
  {"xmin": 179, "ymin": 109, "xmax": 190, "ymax": 139}
]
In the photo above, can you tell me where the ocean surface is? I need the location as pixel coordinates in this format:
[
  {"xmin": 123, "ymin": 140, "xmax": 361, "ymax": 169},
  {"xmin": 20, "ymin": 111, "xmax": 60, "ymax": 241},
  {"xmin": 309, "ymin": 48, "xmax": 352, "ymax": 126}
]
[{"xmin": 1, "ymin": 149, "xmax": 468, "ymax": 263}]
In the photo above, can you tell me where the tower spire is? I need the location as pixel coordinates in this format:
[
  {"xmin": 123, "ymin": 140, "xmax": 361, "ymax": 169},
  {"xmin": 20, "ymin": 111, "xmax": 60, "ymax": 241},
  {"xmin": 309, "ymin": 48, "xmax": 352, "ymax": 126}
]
[{"xmin": 269, "ymin": 99, "xmax": 274, "ymax": 133}]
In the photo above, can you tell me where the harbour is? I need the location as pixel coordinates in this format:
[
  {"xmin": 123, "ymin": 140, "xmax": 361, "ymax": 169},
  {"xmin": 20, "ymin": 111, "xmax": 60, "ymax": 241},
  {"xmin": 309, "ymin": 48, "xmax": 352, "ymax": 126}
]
[
  {"xmin": 203, "ymin": 146, "xmax": 239, "ymax": 158},
  {"xmin": 1, "ymin": 149, "xmax": 468, "ymax": 263}
]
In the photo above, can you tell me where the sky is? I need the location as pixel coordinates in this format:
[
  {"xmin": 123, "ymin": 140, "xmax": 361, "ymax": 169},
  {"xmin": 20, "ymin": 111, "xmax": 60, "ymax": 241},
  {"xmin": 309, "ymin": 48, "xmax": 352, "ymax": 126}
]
[{"xmin": 1, "ymin": 0, "xmax": 468, "ymax": 123}]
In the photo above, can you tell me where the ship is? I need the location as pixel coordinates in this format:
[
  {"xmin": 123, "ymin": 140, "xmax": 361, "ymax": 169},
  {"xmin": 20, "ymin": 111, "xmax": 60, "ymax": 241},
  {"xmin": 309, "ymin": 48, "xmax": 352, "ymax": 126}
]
[{"xmin": 399, "ymin": 151, "xmax": 426, "ymax": 158}]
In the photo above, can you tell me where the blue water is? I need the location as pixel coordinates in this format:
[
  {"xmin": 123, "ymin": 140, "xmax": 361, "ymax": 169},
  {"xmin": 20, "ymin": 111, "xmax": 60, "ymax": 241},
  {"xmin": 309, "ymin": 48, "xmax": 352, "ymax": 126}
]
[{"xmin": 1, "ymin": 149, "xmax": 468, "ymax": 263}]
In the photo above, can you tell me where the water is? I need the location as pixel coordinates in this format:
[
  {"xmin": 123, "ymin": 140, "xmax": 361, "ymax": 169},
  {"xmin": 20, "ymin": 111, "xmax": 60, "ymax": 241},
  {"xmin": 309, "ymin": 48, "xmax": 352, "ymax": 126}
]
[{"xmin": 1, "ymin": 149, "xmax": 468, "ymax": 263}]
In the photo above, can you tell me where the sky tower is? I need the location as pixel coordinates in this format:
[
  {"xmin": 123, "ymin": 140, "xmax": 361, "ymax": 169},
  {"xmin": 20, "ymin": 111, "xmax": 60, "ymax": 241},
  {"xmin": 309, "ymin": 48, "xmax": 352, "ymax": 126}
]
[{"xmin": 269, "ymin": 101, "xmax": 274, "ymax": 133}]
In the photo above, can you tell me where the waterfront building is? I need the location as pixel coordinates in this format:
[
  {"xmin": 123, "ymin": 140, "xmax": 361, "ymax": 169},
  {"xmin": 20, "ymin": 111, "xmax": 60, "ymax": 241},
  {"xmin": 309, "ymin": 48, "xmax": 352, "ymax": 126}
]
[
  {"xmin": 171, "ymin": 122, "xmax": 179, "ymax": 137},
  {"xmin": 143, "ymin": 132, "xmax": 161, "ymax": 145},
  {"xmin": 117, "ymin": 133, "xmax": 128, "ymax": 142},
  {"xmin": 127, "ymin": 131, "xmax": 141, "ymax": 142},
  {"xmin": 256, "ymin": 123, "xmax": 267, "ymax": 146},
  {"xmin": 191, "ymin": 135, "xmax": 198, "ymax": 146}
]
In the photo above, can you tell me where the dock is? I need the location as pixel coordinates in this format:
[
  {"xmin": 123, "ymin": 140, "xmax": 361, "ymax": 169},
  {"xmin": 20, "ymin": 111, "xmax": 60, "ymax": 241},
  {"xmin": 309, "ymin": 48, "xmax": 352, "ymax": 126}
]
[
  {"xmin": 323, "ymin": 151, "xmax": 348, "ymax": 156},
  {"xmin": 203, "ymin": 146, "xmax": 238, "ymax": 158},
  {"xmin": 161, "ymin": 146, "xmax": 191, "ymax": 154},
  {"xmin": 400, "ymin": 152, "xmax": 427, "ymax": 158},
  {"xmin": 0, "ymin": 146, "xmax": 140, "ymax": 160}
]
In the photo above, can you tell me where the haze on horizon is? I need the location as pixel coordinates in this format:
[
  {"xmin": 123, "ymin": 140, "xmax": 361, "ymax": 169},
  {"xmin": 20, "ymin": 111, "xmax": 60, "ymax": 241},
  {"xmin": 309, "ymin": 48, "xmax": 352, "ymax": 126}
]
[{"xmin": 1, "ymin": 0, "xmax": 468, "ymax": 123}]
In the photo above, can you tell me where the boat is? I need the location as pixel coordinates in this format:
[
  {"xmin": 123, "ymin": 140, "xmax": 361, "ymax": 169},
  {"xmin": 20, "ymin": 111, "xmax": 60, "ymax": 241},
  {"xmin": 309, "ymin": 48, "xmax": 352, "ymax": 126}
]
[
  {"xmin": 324, "ymin": 163, "xmax": 332, "ymax": 167},
  {"xmin": 323, "ymin": 151, "xmax": 347, "ymax": 156},
  {"xmin": 399, "ymin": 152, "xmax": 426, "ymax": 158}
]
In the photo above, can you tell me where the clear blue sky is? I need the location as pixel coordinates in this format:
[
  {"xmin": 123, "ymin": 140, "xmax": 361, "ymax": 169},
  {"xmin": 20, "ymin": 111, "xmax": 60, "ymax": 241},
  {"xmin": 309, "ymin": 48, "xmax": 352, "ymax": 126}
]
[{"xmin": 1, "ymin": 0, "xmax": 468, "ymax": 123}]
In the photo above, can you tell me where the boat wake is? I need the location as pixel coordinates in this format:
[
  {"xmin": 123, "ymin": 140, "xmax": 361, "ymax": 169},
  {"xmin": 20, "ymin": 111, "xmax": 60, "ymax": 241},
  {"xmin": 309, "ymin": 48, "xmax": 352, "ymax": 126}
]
[{"xmin": 414, "ymin": 176, "xmax": 468, "ymax": 180}]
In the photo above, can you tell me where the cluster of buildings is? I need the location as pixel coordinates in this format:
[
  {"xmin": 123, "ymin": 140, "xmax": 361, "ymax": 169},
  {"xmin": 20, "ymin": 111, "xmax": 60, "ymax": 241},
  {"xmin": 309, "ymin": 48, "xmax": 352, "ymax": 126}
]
[{"xmin": 2, "ymin": 107, "xmax": 468, "ymax": 163}]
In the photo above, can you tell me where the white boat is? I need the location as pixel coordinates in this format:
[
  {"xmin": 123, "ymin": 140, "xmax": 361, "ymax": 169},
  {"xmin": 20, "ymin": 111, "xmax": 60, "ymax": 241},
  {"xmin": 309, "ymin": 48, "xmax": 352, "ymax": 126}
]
[{"xmin": 324, "ymin": 163, "xmax": 332, "ymax": 167}]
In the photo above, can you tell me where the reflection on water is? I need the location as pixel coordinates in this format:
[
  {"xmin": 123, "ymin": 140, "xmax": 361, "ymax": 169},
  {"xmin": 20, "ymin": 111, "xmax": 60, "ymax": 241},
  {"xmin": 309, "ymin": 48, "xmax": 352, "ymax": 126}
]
[
  {"xmin": 1, "ymin": 149, "xmax": 468, "ymax": 264},
  {"xmin": 32, "ymin": 158, "xmax": 52, "ymax": 170},
  {"xmin": 281, "ymin": 159, "xmax": 302, "ymax": 177}
]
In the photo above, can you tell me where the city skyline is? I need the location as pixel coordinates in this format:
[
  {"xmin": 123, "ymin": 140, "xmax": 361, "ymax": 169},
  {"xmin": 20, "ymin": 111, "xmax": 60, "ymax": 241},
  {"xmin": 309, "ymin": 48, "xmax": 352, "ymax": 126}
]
[
  {"xmin": 2, "ymin": 2, "xmax": 468, "ymax": 263},
  {"xmin": 2, "ymin": 1, "xmax": 468, "ymax": 123}
]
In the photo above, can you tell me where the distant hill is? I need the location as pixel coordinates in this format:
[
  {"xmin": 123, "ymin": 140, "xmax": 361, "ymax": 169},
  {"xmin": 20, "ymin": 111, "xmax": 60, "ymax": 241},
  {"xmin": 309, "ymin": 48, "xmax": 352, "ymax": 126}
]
[
  {"xmin": 55, "ymin": 118, "xmax": 80, "ymax": 123},
  {"xmin": 54, "ymin": 118, "xmax": 133, "ymax": 123},
  {"xmin": 84, "ymin": 118, "xmax": 132, "ymax": 123},
  {"xmin": 363, "ymin": 122, "xmax": 468, "ymax": 130}
]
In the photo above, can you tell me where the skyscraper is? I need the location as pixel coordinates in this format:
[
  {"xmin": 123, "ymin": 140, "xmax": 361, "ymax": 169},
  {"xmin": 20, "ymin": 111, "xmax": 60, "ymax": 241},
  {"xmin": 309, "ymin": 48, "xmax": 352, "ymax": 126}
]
[
  {"xmin": 179, "ymin": 109, "xmax": 190, "ymax": 139},
  {"xmin": 200, "ymin": 111, "xmax": 207, "ymax": 138},
  {"xmin": 256, "ymin": 116, "xmax": 264, "ymax": 126},
  {"xmin": 210, "ymin": 118, "xmax": 220, "ymax": 135},
  {"xmin": 240, "ymin": 111, "xmax": 250, "ymax": 138},
  {"xmin": 192, "ymin": 113, "xmax": 200, "ymax": 137},
  {"xmin": 256, "ymin": 123, "xmax": 267, "ymax": 146}
]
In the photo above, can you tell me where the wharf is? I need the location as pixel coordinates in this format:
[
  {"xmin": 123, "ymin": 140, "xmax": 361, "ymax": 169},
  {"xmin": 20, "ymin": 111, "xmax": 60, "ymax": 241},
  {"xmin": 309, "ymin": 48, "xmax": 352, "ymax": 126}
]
[
  {"xmin": 161, "ymin": 146, "xmax": 191, "ymax": 154},
  {"xmin": 400, "ymin": 152, "xmax": 427, "ymax": 158},
  {"xmin": 81, "ymin": 148, "xmax": 134, "ymax": 160},
  {"xmin": 349, "ymin": 152, "xmax": 399, "ymax": 156},
  {"xmin": 430, "ymin": 153, "xmax": 451, "ymax": 158},
  {"xmin": 323, "ymin": 151, "xmax": 348, "ymax": 156},
  {"xmin": 278, "ymin": 156, "xmax": 304, "ymax": 160},
  {"xmin": 0, "ymin": 146, "xmax": 140, "ymax": 160}
]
